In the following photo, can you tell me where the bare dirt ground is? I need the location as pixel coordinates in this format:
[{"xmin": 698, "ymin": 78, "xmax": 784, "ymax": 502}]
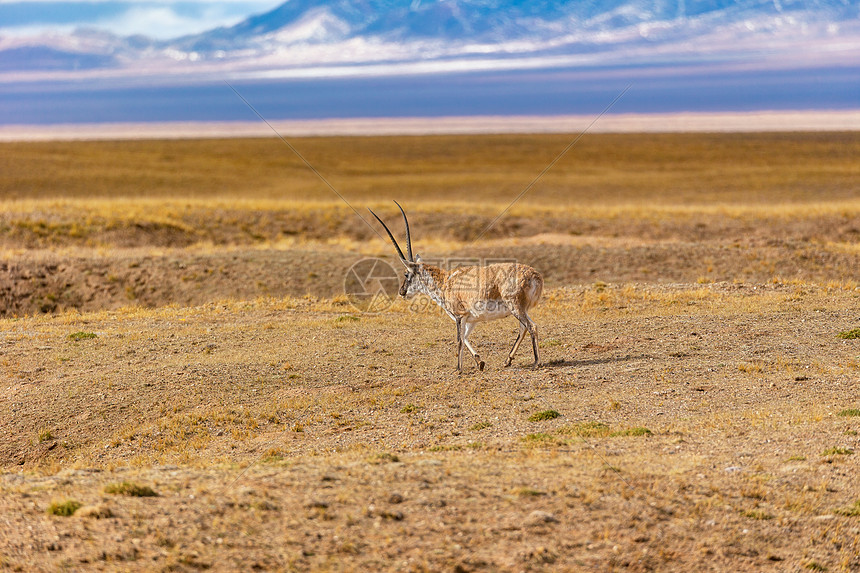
[
  {"xmin": 1, "ymin": 133, "xmax": 859, "ymax": 572},
  {"xmin": 1, "ymin": 285, "xmax": 859, "ymax": 572}
]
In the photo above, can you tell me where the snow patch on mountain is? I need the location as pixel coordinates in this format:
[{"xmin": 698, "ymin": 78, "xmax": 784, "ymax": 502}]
[{"xmin": 1, "ymin": 0, "xmax": 858, "ymax": 81}]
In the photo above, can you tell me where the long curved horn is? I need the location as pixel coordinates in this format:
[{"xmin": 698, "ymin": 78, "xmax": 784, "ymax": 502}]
[
  {"xmin": 393, "ymin": 200, "xmax": 413, "ymax": 262},
  {"xmin": 368, "ymin": 207, "xmax": 408, "ymax": 263}
]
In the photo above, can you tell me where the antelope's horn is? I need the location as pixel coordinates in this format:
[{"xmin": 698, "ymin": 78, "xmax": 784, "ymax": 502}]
[
  {"xmin": 368, "ymin": 207, "xmax": 408, "ymax": 263},
  {"xmin": 393, "ymin": 200, "xmax": 413, "ymax": 262}
]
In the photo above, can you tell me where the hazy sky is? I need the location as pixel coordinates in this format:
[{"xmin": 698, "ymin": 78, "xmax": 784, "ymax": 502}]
[{"xmin": 0, "ymin": 0, "xmax": 285, "ymax": 39}]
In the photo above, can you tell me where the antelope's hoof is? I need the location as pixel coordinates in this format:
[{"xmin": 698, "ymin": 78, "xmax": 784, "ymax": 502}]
[
  {"xmin": 503, "ymin": 358, "xmax": 512, "ymax": 367},
  {"xmin": 478, "ymin": 361, "xmax": 486, "ymax": 372}
]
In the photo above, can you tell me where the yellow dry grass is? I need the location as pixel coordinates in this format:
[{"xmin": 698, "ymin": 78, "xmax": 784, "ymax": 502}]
[{"xmin": 1, "ymin": 132, "xmax": 860, "ymax": 571}]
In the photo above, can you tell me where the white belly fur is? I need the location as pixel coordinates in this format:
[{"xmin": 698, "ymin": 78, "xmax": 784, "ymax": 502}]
[{"xmin": 466, "ymin": 300, "xmax": 511, "ymax": 322}]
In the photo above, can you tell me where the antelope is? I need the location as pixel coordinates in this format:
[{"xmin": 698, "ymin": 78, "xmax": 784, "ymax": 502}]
[{"xmin": 369, "ymin": 202, "xmax": 543, "ymax": 371}]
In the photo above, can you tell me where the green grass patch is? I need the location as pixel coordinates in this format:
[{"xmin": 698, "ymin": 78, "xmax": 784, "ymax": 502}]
[
  {"xmin": 821, "ymin": 447, "xmax": 853, "ymax": 456},
  {"xmin": 837, "ymin": 409, "xmax": 860, "ymax": 417},
  {"xmin": 68, "ymin": 331, "xmax": 97, "ymax": 341},
  {"xmin": 558, "ymin": 421, "xmax": 611, "ymax": 438},
  {"xmin": 521, "ymin": 432, "xmax": 567, "ymax": 448},
  {"xmin": 805, "ymin": 561, "xmax": 828, "ymax": 572},
  {"xmin": 400, "ymin": 404, "xmax": 418, "ymax": 414},
  {"xmin": 335, "ymin": 315, "xmax": 360, "ymax": 323},
  {"xmin": 740, "ymin": 509, "xmax": 774, "ymax": 520},
  {"xmin": 833, "ymin": 500, "xmax": 860, "ymax": 517},
  {"xmin": 47, "ymin": 500, "xmax": 82, "ymax": 517},
  {"xmin": 37, "ymin": 428, "xmax": 54, "ymax": 443},
  {"xmin": 469, "ymin": 421, "xmax": 492, "ymax": 431},
  {"xmin": 837, "ymin": 328, "xmax": 860, "ymax": 340},
  {"xmin": 104, "ymin": 482, "xmax": 158, "ymax": 497},
  {"xmin": 528, "ymin": 410, "xmax": 561, "ymax": 422},
  {"xmin": 429, "ymin": 442, "xmax": 484, "ymax": 452},
  {"xmin": 522, "ymin": 432, "xmax": 555, "ymax": 443},
  {"xmin": 609, "ymin": 427, "xmax": 653, "ymax": 437}
]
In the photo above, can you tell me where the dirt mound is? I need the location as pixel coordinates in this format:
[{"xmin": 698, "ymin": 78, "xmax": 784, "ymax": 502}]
[
  {"xmin": 0, "ymin": 250, "xmax": 358, "ymax": 317},
  {"xmin": 2, "ymin": 233, "xmax": 859, "ymax": 317}
]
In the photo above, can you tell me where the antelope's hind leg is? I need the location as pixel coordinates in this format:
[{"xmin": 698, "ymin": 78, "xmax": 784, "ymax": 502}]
[
  {"xmin": 509, "ymin": 311, "xmax": 539, "ymax": 368},
  {"xmin": 527, "ymin": 313, "xmax": 540, "ymax": 367},
  {"xmin": 461, "ymin": 321, "xmax": 485, "ymax": 371},
  {"xmin": 504, "ymin": 321, "xmax": 527, "ymax": 367}
]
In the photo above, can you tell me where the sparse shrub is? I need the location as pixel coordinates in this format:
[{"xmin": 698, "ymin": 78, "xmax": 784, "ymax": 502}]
[
  {"xmin": 805, "ymin": 561, "xmax": 828, "ymax": 571},
  {"xmin": 76, "ymin": 504, "xmax": 113, "ymax": 519},
  {"xmin": 738, "ymin": 361, "xmax": 764, "ymax": 373},
  {"xmin": 821, "ymin": 447, "xmax": 853, "ymax": 456},
  {"xmin": 368, "ymin": 452, "xmax": 399, "ymax": 464},
  {"xmin": 400, "ymin": 404, "xmax": 418, "ymax": 414},
  {"xmin": 429, "ymin": 444, "xmax": 462, "ymax": 452},
  {"xmin": 262, "ymin": 449, "xmax": 287, "ymax": 463},
  {"xmin": 513, "ymin": 487, "xmax": 546, "ymax": 497},
  {"xmin": 470, "ymin": 421, "xmax": 492, "ymax": 431},
  {"xmin": 529, "ymin": 410, "xmax": 561, "ymax": 422},
  {"xmin": 37, "ymin": 428, "xmax": 54, "ymax": 443},
  {"xmin": 47, "ymin": 500, "xmax": 82, "ymax": 516},
  {"xmin": 837, "ymin": 409, "xmax": 860, "ymax": 417},
  {"xmin": 540, "ymin": 338, "xmax": 562, "ymax": 348},
  {"xmin": 104, "ymin": 482, "xmax": 158, "ymax": 497},
  {"xmin": 838, "ymin": 328, "xmax": 860, "ymax": 340},
  {"xmin": 335, "ymin": 315, "xmax": 360, "ymax": 323},
  {"xmin": 68, "ymin": 331, "xmax": 97, "ymax": 341}
]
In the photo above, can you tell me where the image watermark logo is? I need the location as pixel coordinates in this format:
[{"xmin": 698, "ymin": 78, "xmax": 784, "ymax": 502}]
[
  {"xmin": 343, "ymin": 258, "xmax": 400, "ymax": 313},
  {"xmin": 345, "ymin": 257, "xmax": 523, "ymax": 314}
]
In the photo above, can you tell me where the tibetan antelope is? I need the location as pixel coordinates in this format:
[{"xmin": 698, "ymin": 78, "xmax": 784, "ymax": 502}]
[{"xmin": 369, "ymin": 202, "xmax": 543, "ymax": 371}]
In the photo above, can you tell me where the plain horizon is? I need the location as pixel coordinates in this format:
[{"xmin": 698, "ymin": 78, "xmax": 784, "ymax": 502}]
[{"xmin": 1, "ymin": 1, "xmax": 857, "ymax": 128}]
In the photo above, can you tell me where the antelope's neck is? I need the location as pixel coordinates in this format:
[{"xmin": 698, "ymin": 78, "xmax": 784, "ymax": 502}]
[{"xmin": 418, "ymin": 265, "xmax": 450, "ymax": 310}]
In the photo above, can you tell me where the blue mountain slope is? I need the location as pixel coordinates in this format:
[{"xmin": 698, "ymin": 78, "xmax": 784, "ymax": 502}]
[
  {"xmin": 2, "ymin": 0, "xmax": 858, "ymax": 74},
  {"xmin": 187, "ymin": 0, "xmax": 857, "ymax": 39}
]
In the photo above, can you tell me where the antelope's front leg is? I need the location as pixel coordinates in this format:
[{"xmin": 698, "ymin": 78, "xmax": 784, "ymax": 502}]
[{"xmin": 455, "ymin": 318, "xmax": 464, "ymax": 372}]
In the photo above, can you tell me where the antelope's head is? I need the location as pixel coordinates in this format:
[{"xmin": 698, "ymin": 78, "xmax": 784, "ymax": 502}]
[{"xmin": 369, "ymin": 201, "xmax": 422, "ymax": 300}]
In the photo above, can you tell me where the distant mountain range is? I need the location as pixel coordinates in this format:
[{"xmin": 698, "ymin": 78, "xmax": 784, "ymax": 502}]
[{"xmin": 1, "ymin": 0, "xmax": 858, "ymax": 81}]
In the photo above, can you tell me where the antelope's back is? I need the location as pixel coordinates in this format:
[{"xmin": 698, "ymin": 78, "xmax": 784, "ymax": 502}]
[{"xmin": 448, "ymin": 263, "xmax": 543, "ymax": 309}]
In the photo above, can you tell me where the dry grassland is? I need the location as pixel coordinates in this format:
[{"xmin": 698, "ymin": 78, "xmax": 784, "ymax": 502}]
[{"xmin": 1, "ymin": 132, "xmax": 859, "ymax": 572}]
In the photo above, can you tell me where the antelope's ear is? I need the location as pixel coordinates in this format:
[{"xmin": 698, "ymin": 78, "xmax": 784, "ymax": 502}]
[
  {"xmin": 415, "ymin": 254, "xmax": 423, "ymax": 264},
  {"xmin": 400, "ymin": 258, "xmax": 418, "ymax": 270}
]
